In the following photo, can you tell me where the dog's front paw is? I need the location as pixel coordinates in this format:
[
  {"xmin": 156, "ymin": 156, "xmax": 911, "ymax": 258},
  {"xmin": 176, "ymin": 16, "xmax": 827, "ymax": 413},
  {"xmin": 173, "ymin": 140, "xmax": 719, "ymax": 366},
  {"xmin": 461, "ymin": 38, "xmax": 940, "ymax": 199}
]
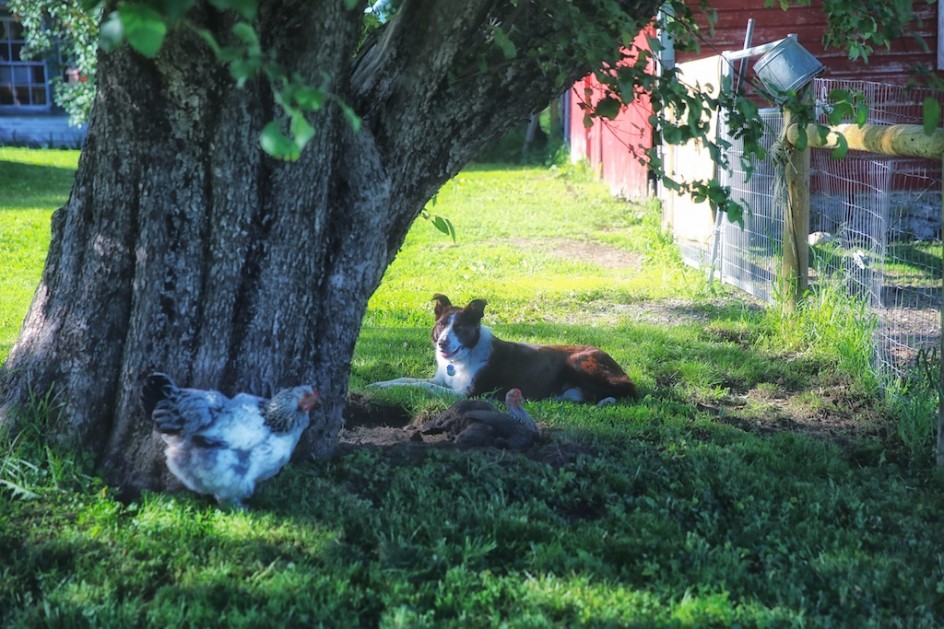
[
  {"xmin": 596, "ymin": 397, "xmax": 617, "ymax": 407},
  {"xmin": 367, "ymin": 378, "xmax": 410, "ymax": 389}
]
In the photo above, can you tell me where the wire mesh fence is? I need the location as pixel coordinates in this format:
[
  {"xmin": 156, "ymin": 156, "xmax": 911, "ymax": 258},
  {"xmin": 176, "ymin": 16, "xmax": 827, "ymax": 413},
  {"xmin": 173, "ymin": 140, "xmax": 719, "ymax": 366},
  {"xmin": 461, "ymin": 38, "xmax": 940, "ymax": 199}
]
[
  {"xmin": 717, "ymin": 108, "xmax": 783, "ymax": 302},
  {"xmin": 703, "ymin": 78, "xmax": 942, "ymax": 380}
]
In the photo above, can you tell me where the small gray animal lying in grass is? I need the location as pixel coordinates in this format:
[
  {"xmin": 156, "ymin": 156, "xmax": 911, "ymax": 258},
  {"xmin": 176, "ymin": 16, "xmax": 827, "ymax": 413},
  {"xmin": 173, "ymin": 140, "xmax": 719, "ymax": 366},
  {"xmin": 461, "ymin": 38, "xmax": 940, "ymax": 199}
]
[{"xmin": 418, "ymin": 388, "xmax": 538, "ymax": 449}]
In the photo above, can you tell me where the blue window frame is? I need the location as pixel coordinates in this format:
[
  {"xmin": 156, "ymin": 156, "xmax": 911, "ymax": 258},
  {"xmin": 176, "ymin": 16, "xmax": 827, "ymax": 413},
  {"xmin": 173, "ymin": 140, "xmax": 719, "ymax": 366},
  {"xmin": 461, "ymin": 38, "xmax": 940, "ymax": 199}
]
[{"xmin": 0, "ymin": 5, "xmax": 51, "ymax": 111}]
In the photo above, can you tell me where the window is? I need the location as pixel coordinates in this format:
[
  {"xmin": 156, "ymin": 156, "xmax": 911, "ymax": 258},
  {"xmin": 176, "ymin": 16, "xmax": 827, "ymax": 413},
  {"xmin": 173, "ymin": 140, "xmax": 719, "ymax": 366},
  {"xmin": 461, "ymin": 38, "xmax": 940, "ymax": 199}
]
[{"xmin": 0, "ymin": 6, "xmax": 51, "ymax": 110}]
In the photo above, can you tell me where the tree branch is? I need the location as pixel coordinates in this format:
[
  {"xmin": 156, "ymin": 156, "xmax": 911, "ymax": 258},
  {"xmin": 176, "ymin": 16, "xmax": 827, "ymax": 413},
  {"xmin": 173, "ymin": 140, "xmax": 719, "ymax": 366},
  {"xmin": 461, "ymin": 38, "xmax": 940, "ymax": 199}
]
[{"xmin": 351, "ymin": 0, "xmax": 497, "ymax": 116}]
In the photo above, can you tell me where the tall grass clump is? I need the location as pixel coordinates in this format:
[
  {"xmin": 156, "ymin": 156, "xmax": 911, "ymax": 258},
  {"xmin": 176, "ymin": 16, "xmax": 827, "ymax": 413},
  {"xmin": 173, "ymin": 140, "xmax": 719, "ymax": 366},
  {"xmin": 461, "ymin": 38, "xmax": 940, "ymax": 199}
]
[
  {"xmin": 0, "ymin": 386, "xmax": 96, "ymax": 501},
  {"xmin": 885, "ymin": 349, "xmax": 940, "ymax": 466},
  {"xmin": 759, "ymin": 254, "xmax": 878, "ymax": 395}
]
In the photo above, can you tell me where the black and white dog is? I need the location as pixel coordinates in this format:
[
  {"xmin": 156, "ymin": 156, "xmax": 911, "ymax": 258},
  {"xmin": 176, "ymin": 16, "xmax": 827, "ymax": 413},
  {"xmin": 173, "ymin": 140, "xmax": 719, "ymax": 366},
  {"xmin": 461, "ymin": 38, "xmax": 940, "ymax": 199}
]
[{"xmin": 370, "ymin": 294, "xmax": 637, "ymax": 404}]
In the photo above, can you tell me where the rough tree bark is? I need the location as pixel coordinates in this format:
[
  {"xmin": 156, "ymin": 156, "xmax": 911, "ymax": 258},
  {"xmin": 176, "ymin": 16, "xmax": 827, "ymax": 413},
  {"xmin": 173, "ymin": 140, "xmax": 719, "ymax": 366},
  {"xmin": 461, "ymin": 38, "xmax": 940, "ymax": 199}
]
[{"xmin": 0, "ymin": 0, "xmax": 658, "ymax": 491}]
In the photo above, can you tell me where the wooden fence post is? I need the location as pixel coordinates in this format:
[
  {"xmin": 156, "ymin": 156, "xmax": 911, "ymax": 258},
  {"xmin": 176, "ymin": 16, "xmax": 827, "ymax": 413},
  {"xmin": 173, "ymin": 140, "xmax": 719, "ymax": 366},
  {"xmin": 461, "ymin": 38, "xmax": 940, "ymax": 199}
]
[{"xmin": 782, "ymin": 107, "xmax": 811, "ymax": 308}]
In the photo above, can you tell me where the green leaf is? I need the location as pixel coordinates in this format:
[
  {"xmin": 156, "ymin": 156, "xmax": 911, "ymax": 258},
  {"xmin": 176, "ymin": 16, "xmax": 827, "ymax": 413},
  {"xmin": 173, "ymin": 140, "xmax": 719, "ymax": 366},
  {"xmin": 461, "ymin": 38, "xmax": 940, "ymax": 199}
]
[
  {"xmin": 662, "ymin": 176, "xmax": 681, "ymax": 192},
  {"xmin": 793, "ymin": 125, "xmax": 808, "ymax": 151},
  {"xmin": 922, "ymin": 97, "xmax": 940, "ymax": 135},
  {"xmin": 294, "ymin": 87, "xmax": 325, "ymax": 111},
  {"xmin": 229, "ymin": 58, "xmax": 259, "ymax": 87},
  {"xmin": 855, "ymin": 102, "xmax": 868, "ymax": 126},
  {"xmin": 193, "ymin": 27, "xmax": 222, "ymax": 57},
  {"xmin": 207, "ymin": 0, "xmax": 258, "ymax": 21},
  {"xmin": 260, "ymin": 120, "xmax": 300, "ymax": 161},
  {"xmin": 725, "ymin": 201, "xmax": 745, "ymax": 229},
  {"xmin": 826, "ymin": 101, "xmax": 850, "ymax": 126},
  {"xmin": 232, "ymin": 0, "xmax": 258, "ymax": 20},
  {"xmin": 290, "ymin": 111, "xmax": 315, "ymax": 147},
  {"xmin": 156, "ymin": 0, "xmax": 198, "ymax": 22},
  {"xmin": 430, "ymin": 215, "xmax": 457, "ymax": 243},
  {"xmin": 99, "ymin": 10, "xmax": 124, "ymax": 52},
  {"xmin": 830, "ymin": 132, "xmax": 849, "ymax": 159},
  {"xmin": 118, "ymin": 4, "xmax": 167, "ymax": 58},
  {"xmin": 594, "ymin": 96, "xmax": 622, "ymax": 120},
  {"xmin": 491, "ymin": 26, "xmax": 517, "ymax": 60},
  {"xmin": 826, "ymin": 89, "xmax": 850, "ymax": 104},
  {"xmin": 231, "ymin": 22, "xmax": 260, "ymax": 51},
  {"xmin": 338, "ymin": 101, "xmax": 362, "ymax": 133},
  {"xmin": 582, "ymin": 114, "xmax": 594, "ymax": 129}
]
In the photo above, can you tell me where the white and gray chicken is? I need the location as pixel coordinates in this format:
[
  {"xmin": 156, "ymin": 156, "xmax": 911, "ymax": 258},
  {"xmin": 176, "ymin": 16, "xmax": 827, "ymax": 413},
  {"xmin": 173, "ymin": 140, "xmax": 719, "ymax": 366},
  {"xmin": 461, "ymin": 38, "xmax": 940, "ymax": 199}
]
[{"xmin": 141, "ymin": 372, "xmax": 319, "ymax": 509}]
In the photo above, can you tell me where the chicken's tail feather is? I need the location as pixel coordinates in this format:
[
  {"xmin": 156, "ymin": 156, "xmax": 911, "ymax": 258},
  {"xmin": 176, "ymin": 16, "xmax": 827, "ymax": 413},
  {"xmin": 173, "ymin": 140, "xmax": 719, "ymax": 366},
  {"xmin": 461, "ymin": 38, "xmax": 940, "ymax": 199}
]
[{"xmin": 141, "ymin": 372, "xmax": 177, "ymax": 419}]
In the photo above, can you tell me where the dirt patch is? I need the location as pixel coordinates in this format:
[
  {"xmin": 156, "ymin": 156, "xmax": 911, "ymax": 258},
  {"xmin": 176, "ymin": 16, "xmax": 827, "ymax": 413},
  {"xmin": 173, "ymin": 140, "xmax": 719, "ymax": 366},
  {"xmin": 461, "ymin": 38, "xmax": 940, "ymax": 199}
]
[
  {"xmin": 339, "ymin": 394, "xmax": 595, "ymax": 466},
  {"xmin": 506, "ymin": 237, "xmax": 644, "ymax": 271},
  {"xmin": 694, "ymin": 381, "xmax": 889, "ymax": 452},
  {"xmin": 344, "ymin": 392, "xmax": 413, "ymax": 429},
  {"xmin": 561, "ymin": 297, "xmax": 765, "ymax": 328}
]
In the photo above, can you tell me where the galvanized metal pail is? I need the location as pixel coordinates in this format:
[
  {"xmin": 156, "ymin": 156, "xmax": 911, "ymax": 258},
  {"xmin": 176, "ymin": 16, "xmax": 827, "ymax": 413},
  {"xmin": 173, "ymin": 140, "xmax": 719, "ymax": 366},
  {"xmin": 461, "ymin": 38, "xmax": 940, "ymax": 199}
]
[{"xmin": 753, "ymin": 38, "xmax": 824, "ymax": 101}]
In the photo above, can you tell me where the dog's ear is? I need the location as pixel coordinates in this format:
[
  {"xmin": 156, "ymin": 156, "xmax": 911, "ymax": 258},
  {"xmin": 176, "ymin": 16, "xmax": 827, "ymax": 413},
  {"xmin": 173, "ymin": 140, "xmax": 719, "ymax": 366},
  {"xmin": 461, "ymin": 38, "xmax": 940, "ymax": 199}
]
[
  {"xmin": 432, "ymin": 294, "xmax": 452, "ymax": 318},
  {"xmin": 464, "ymin": 299, "xmax": 488, "ymax": 322}
]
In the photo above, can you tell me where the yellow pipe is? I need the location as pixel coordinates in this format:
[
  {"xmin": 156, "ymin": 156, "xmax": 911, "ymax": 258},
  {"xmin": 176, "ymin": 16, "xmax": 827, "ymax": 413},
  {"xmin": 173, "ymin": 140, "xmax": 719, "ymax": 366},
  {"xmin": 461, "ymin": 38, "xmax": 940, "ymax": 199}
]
[{"xmin": 785, "ymin": 123, "xmax": 944, "ymax": 159}]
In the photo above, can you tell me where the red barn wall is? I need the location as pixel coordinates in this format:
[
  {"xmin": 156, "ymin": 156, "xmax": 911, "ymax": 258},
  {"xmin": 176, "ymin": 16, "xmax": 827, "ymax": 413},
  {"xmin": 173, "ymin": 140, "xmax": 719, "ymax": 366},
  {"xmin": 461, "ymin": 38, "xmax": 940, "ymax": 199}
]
[
  {"xmin": 568, "ymin": 26, "xmax": 656, "ymax": 198},
  {"xmin": 676, "ymin": 0, "xmax": 938, "ymax": 86}
]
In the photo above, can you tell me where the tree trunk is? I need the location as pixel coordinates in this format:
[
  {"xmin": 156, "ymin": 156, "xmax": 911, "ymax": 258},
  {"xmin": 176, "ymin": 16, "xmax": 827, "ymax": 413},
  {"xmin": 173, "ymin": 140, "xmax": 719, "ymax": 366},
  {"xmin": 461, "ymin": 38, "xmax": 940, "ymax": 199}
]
[{"xmin": 0, "ymin": 0, "xmax": 658, "ymax": 491}]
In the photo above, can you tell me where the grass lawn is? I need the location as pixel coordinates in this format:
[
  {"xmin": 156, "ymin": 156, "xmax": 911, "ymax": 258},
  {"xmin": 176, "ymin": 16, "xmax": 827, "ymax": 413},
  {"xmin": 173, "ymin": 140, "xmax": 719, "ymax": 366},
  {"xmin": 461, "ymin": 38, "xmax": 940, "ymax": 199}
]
[
  {"xmin": 0, "ymin": 148, "xmax": 79, "ymax": 362},
  {"xmin": 2, "ymin": 150, "xmax": 943, "ymax": 627}
]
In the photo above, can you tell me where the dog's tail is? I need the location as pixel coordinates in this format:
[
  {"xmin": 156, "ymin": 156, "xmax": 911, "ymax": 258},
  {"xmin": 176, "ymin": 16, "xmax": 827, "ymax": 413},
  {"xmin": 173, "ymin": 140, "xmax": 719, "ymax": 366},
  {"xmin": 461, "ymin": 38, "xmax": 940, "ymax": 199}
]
[
  {"xmin": 603, "ymin": 376, "xmax": 637, "ymax": 401},
  {"xmin": 568, "ymin": 348, "xmax": 638, "ymax": 402}
]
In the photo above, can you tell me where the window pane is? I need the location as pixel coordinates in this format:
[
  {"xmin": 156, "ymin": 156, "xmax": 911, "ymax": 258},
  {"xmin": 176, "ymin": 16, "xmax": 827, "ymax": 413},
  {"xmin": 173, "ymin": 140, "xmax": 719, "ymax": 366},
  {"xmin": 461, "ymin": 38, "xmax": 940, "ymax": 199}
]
[
  {"xmin": 0, "ymin": 44, "xmax": 10, "ymax": 62},
  {"xmin": 0, "ymin": 85, "xmax": 12, "ymax": 105},
  {"xmin": 31, "ymin": 86, "xmax": 46, "ymax": 105},
  {"xmin": 31, "ymin": 65, "xmax": 45, "ymax": 83},
  {"xmin": 11, "ymin": 42, "xmax": 23, "ymax": 62},
  {"xmin": 12, "ymin": 66, "xmax": 29, "ymax": 82},
  {"xmin": 0, "ymin": 18, "xmax": 14, "ymax": 42},
  {"xmin": 14, "ymin": 85, "xmax": 28, "ymax": 104},
  {"xmin": 0, "ymin": 67, "xmax": 10, "ymax": 83}
]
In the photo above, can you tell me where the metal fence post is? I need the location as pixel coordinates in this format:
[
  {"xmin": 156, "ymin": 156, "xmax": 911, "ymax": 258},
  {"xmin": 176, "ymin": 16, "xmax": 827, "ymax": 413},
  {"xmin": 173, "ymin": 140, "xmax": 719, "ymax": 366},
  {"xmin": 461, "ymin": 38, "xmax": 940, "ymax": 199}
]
[{"xmin": 939, "ymin": 165, "xmax": 944, "ymax": 466}]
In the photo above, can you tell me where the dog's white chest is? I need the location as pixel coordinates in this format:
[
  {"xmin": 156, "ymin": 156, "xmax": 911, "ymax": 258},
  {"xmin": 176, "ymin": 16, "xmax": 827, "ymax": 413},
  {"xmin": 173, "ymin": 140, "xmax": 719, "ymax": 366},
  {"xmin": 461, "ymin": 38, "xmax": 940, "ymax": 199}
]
[
  {"xmin": 434, "ymin": 355, "xmax": 477, "ymax": 394},
  {"xmin": 433, "ymin": 326, "xmax": 493, "ymax": 394}
]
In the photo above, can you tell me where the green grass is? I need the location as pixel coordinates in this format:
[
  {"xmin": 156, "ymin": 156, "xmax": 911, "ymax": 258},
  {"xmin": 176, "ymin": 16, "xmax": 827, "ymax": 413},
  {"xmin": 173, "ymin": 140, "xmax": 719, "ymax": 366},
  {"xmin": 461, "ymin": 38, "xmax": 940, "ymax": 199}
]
[
  {"xmin": 0, "ymin": 148, "xmax": 79, "ymax": 362},
  {"xmin": 3, "ymin": 152, "xmax": 944, "ymax": 627},
  {"xmin": 885, "ymin": 241, "xmax": 942, "ymax": 285}
]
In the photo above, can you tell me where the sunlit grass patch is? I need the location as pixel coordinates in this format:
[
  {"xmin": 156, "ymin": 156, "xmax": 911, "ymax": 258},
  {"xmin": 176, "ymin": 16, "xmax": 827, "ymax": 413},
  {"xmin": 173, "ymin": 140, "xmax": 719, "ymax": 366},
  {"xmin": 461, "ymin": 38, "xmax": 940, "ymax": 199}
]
[{"xmin": 0, "ymin": 148, "xmax": 79, "ymax": 363}]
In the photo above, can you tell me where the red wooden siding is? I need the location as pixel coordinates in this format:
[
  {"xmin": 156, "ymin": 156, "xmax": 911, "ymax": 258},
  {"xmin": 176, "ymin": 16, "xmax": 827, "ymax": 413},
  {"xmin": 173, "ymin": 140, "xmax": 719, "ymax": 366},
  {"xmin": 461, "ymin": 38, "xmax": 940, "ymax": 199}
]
[
  {"xmin": 568, "ymin": 25, "xmax": 656, "ymax": 198},
  {"xmin": 676, "ymin": 0, "xmax": 938, "ymax": 86}
]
